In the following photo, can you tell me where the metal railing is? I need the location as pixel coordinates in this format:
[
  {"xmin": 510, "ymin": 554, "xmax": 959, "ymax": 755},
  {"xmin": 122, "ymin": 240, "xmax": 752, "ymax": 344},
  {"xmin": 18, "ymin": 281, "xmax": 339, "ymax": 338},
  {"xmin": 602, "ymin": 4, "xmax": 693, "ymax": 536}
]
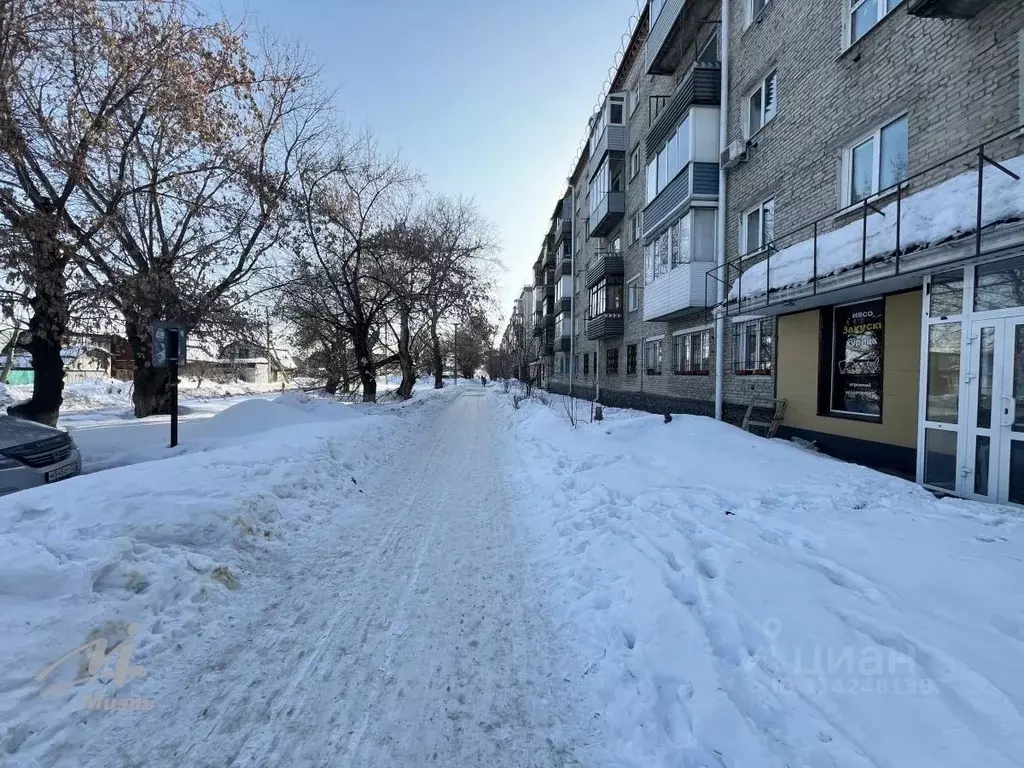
[{"xmin": 705, "ymin": 124, "xmax": 1024, "ymax": 317}]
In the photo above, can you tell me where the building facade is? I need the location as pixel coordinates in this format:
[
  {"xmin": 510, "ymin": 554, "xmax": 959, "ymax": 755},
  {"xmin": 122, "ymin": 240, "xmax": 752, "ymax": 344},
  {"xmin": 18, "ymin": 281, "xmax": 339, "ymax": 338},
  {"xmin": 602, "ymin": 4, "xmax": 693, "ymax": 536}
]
[{"xmin": 504, "ymin": 0, "xmax": 1024, "ymax": 502}]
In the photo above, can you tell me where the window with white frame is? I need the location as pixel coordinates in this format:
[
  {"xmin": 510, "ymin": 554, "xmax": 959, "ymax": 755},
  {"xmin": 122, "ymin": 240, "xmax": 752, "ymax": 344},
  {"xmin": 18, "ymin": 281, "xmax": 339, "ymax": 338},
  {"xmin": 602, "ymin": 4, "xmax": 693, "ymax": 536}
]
[
  {"xmin": 644, "ymin": 338, "xmax": 663, "ymax": 375},
  {"xmin": 629, "ymin": 211, "xmax": 642, "ymax": 244},
  {"xmin": 746, "ymin": 72, "xmax": 777, "ymax": 138},
  {"xmin": 646, "ymin": 115, "xmax": 692, "ymax": 204},
  {"xmin": 674, "ymin": 329, "xmax": 712, "ymax": 374},
  {"xmin": 733, "ymin": 318, "xmax": 773, "ymax": 374},
  {"xmin": 843, "ymin": 115, "xmax": 908, "ymax": 206},
  {"xmin": 749, "ymin": 0, "xmax": 771, "ymax": 22},
  {"xmin": 627, "ymin": 278, "xmax": 640, "ymax": 312},
  {"xmin": 741, "ymin": 199, "xmax": 775, "ymax": 256},
  {"xmin": 630, "ymin": 144, "xmax": 641, "ymax": 179},
  {"xmin": 848, "ymin": 0, "xmax": 904, "ymax": 46}
]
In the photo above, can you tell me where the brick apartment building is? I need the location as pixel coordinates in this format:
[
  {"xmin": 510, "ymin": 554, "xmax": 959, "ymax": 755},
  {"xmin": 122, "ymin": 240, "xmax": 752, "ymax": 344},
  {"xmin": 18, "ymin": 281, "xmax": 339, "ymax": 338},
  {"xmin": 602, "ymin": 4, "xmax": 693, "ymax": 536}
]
[{"xmin": 506, "ymin": 0, "xmax": 1023, "ymax": 503}]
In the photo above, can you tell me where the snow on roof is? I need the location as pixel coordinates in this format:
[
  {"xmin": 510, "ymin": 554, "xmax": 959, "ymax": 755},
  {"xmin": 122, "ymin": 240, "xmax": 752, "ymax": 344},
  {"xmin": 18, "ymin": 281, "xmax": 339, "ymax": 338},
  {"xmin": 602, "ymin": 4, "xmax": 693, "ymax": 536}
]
[{"xmin": 731, "ymin": 154, "xmax": 1024, "ymax": 300}]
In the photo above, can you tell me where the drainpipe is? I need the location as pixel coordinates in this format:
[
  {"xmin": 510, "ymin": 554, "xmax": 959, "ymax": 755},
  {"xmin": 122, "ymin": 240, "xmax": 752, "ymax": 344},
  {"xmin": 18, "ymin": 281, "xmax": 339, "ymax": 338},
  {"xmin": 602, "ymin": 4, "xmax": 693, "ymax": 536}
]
[
  {"xmin": 569, "ymin": 184, "xmax": 576, "ymax": 399},
  {"xmin": 714, "ymin": 0, "xmax": 731, "ymax": 422}
]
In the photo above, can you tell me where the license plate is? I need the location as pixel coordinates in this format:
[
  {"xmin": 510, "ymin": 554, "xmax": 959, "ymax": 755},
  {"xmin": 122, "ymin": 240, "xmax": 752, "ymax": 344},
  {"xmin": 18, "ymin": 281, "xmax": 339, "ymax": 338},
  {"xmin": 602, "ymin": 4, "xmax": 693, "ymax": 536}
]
[{"xmin": 46, "ymin": 463, "xmax": 79, "ymax": 483}]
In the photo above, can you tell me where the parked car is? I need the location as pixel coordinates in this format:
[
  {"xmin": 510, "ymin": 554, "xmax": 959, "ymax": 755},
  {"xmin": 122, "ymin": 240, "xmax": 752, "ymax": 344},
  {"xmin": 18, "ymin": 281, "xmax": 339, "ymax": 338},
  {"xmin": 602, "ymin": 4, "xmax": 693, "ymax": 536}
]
[{"xmin": 0, "ymin": 416, "xmax": 82, "ymax": 496}]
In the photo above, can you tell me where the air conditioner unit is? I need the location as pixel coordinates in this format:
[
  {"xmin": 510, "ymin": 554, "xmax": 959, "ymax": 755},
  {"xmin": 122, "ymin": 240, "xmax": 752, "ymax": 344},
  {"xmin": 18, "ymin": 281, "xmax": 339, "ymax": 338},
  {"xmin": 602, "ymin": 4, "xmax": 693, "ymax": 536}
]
[{"xmin": 720, "ymin": 140, "xmax": 748, "ymax": 170}]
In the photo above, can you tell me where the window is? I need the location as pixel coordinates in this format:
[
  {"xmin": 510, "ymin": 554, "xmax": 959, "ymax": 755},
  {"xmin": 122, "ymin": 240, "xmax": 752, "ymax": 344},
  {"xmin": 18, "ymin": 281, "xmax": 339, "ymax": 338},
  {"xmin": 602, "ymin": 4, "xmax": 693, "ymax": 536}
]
[
  {"xmin": 674, "ymin": 330, "xmax": 712, "ymax": 374},
  {"xmin": 746, "ymin": 72, "xmax": 777, "ymax": 138},
  {"xmin": 589, "ymin": 279, "xmax": 622, "ymax": 318},
  {"xmin": 629, "ymin": 145, "xmax": 641, "ymax": 179},
  {"xmin": 609, "ymin": 94, "xmax": 624, "ymax": 125},
  {"xmin": 734, "ymin": 319, "xmax": 773, "ymax": 374},
  {"xmin": 590, "ymin": 157, "xmax": 624, "ymax": 218},
  {"xmin": 573, "ymin": 355, "xmax": 579, "ymax": 374},
  {"xmin": 629, "ymin": 81, "xmax": 640, "ymax": 116},
  {"xmin": 697, "ymin": 31, "xmax": 719, "ymax": 64},
  {"xmin": 629, "ymin": 211, "xmax": 642, "ymax": 244},
  {"xmin": 611, "ymin": 235, "xmax": 621, "ymax": 253},
  {"xmin": 827, "ymin": 299, "xmax": 884, "ymax": 419},
  {"xmin": 583, "ymin": 353, "xmax": 590, "ymax": 375},
  {"xmin": 749, "ymin": 0, "xmax": 770, "ymax": 22},
  {"xmin": 844, "ymin": 115, "xmax": 908, "ymax": 206},
  {"xmin": 627, "ymin": 278, "xmax": 640, "ymax": 312},
  {"xmin": 647, "ymin": 116, "xmax": 691, "ymax": 204},
  {"xmin": 848, "ymin": 0, "xmax": 904, "ymax": 46},
  {"xmin": 741, "ymin": 199, "xmax": 775, "ymax": 256},
  {"xmin": 626, "ymin": 344, "xmax": 637, "ymax": 375},
  {"xmin": 606, "ymin": 348, "xmax": 619, "ymax": 375},
  {"xmin": 645, "ymin": 339, "xmax": 663, "ymax": 375}
]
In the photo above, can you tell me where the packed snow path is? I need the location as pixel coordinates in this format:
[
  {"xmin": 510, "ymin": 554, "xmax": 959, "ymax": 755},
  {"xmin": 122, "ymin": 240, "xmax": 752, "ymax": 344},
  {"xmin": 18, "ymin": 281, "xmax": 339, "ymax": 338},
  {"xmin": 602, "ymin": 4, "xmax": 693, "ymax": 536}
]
[{"xmin": 62, "ymin": 388, "xmax": 592, "ymax": 767}]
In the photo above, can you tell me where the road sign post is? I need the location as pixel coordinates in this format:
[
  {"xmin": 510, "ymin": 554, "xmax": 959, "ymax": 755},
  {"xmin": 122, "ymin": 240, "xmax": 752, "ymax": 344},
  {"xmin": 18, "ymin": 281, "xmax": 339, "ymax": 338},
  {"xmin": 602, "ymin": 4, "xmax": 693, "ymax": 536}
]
[
  {"xmin": 152, "ymin": 322, "xmax": 188, "ymax": 448},
  {"xmin": 167, "ymin": 329, "xmax": 179, "ymax": 448}
]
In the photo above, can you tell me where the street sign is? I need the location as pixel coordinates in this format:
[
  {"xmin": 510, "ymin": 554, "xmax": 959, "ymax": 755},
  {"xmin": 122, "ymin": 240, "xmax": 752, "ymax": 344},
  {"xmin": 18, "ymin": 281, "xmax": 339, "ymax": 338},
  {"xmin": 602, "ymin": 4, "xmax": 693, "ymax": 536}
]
[
  {"xmin": 152, "ymin": 321, "xmax": 187, "ymax": 448},
  {"xmin": 152, "ymin": 322, "xmax": 188, "ymax": 368}
]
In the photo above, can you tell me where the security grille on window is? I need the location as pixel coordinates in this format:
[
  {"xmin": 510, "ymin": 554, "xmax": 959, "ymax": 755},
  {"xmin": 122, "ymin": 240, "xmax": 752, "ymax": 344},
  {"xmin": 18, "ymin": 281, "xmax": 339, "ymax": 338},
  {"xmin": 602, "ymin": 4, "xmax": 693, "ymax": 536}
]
[
  {"xmin": 746, "ymin": 72, "xmax": 777, "ymax": 138},
  {"xmin": 674, "ymin": 330, "xmax": 712, "ymax": 374},
  {"xmin": 626, "ymin": 344, "xmax": 637, "ymax": 375},
  {"xmin": 645, "ymin": 339, "xmax": 663, "ymax": 375},
  {"xmin": 741, "ymin": 199, "xmax": 775, "ymax": 256},
  {"xmin": 845, "ymin": 115, "xmax": 908, "ymax": 206},
  {"xmin": 606, "ymin": 348, "xmax": 619, "ymax": 375},
  {"xmin": 734, "ymin": 319, "xmax": 773, "ymax": 374}
]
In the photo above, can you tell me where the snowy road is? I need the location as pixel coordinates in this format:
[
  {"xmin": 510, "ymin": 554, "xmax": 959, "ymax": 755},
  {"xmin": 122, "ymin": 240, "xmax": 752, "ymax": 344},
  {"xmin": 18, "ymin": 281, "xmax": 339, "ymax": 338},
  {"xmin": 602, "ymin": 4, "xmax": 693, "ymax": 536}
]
[{"xmin": 60, "ymin": 388, "xmax": 594, "ymax": 767}]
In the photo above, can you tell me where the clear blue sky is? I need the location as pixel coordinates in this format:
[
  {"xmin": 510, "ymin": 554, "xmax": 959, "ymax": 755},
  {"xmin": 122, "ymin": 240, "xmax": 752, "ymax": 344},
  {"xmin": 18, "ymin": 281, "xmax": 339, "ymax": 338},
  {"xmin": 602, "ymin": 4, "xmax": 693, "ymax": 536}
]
[{"xmin": 214, "ymin": 0, "xmax": 642, "ymax": 327}]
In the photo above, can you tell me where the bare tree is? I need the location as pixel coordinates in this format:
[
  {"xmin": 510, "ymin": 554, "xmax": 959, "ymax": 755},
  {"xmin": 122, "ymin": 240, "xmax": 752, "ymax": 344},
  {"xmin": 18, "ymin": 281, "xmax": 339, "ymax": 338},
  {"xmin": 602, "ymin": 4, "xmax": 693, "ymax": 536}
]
[
  {"xmin": 280, "ymin": 138, "xmax": 416, "ymax": 402},
  {"xmin": 71, "ymin": 28, "xmax": 329, "ymax": 417},
  {"xmin": 0, "ymin": 0, "xmax": 252, "ymax": 424}
]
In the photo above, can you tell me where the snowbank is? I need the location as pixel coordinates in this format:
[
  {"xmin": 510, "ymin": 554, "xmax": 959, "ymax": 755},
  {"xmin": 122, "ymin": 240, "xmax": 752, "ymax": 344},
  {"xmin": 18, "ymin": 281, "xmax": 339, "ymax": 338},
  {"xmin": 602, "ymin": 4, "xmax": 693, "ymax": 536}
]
[
  {"xmin": 732, "ymin": 154, "xmax": 1024, "ymax": 299},
  {"xmin": 0, "ymin": 397, "xmax": 424, "ymax": 764},
  {"xmin": 499, "ymin": 392, "xmax": 1024, "ymax": 767}
]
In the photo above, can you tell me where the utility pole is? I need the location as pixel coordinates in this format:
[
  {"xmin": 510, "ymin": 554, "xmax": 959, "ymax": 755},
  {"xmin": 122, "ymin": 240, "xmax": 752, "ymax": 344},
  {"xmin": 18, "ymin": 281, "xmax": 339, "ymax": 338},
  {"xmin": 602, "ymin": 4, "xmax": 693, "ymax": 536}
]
[{"xmin": 453, "ymin": 323, "xmax": 458, "ymax": 386}]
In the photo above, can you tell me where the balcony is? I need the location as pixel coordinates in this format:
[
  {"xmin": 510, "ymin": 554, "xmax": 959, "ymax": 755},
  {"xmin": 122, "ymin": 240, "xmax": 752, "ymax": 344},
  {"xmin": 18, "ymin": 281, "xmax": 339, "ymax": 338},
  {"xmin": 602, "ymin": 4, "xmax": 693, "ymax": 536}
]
[
  {"xmin": 557, "ymin": 335, "xmax": 571, "ymax": 353},
  {"xmin": 557, "ymin": 297, "xmax": 572, "ymax": 315},
  {"xmin": 586, "ymin": 311, "xmax": 624, "ymax": 340},
  {"xmin": 588, "ymin": 123, "xmax": 627, "ymax": 180},
  {"xmin": 560, "ymin": 258, "xmax": 572, "ymax": 276},
  {"xmin": 642, "ymin": 261, "xmax": 714, "ymax": 322},
  {"xmin": 553, "ymin": 216, "xmax": 571, "ymax": 246},
  {"xmin": 646, "ymin": 64, "xmax": 721, "ymax": 155},
  {"xmin": 588, "ymin": 192, "xmax": 626, "ymax": 238},
  {"xmin": 531, "ymin": 324, "xmax": 543, "ymax": 338},
  {"xmin": 643, "ymin": 164, "xmax": 719, "ymax": 238},
  {"xmin": 908, "ymin": 0, "xmax": 997, "ymax": 17},
  {"xmin": 646, "ymin": 0, "xmax": 719, "ymax": 75},
  {"xmin": 586, "ymin": 252, "xmax": 625, "ymax": 289}
]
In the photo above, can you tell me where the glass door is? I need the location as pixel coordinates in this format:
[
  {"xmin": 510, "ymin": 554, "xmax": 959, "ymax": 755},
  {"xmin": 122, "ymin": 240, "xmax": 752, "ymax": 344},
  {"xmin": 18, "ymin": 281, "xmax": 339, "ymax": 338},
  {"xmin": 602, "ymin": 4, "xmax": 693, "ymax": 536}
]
[
  {"xmin": 997, "ymin": 320, "xmax": 1024, "ymax": 505},
  {"xmin": 964, "ymin": 320, "xmax": 1001, "ymax": 500},
  {"xmin": 964, "ymin": 317, "xmax": 1024, "ymax": 504}
]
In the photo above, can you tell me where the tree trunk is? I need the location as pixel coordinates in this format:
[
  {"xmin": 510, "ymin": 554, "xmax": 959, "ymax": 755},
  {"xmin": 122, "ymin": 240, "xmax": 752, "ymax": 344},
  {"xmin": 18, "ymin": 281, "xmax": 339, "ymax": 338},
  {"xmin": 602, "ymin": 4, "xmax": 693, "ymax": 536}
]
[
  {"xmin": 353, "ymin": 332, "xmax": 377, "ymax": 403},
  {"xmin": 396, "ymin": 308, "xmax": 415, "ymax": 400},
  {"xmin": 324, "ymin": 376, "xmax": 339, "ymax": 396},
  {"xmin": 126, "ymin": 315, "xmax": 174, "ymax": 418},
  {"xmin": 429, "ymin": 315, "xmax": 443, "ymax": 389},
  {"xmin": 7, "ymin": 237, "xmax": 68, "ymax": 426},
  {"xmin": 0, "ymin": 318, "xmax": 20, "ymax": 384}
]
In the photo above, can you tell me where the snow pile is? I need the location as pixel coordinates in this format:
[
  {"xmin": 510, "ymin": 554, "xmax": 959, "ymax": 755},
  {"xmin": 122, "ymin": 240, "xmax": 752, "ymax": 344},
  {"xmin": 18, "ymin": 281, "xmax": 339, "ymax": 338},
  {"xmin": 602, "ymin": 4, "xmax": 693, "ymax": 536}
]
[
  {"xmin": 498, "ymin": 393, "xmax": 1024, "ymax": 767},
  {"xmin": 732, "ymin": 155, "xmax": 1024, "ymax": 299},
  {"xmin": 0, "ymin": 402, "xmax": 407, "ymax": 764}
]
